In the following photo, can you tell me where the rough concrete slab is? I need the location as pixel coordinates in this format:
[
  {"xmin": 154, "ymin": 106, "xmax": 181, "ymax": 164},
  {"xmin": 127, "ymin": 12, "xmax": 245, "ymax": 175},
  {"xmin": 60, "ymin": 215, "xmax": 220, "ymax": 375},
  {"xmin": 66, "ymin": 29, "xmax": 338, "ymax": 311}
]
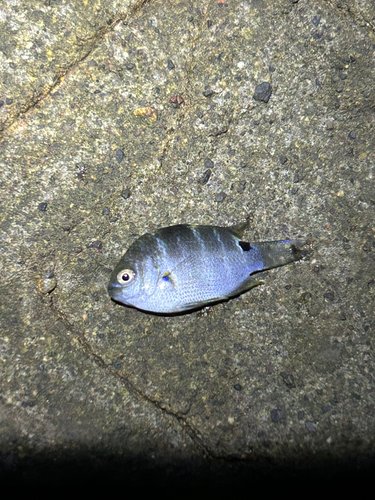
[{"xmin": 0, "ymin": 0, "xmax": 374, "ymax": 489}]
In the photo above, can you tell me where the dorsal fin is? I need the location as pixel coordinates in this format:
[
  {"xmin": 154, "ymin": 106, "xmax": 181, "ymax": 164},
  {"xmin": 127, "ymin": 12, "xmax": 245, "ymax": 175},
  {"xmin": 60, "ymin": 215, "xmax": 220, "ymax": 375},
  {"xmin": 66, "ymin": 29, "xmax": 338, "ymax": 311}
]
[{"xmin": 228, "ymin": 216, "xmax": 252, "ymax": 238}]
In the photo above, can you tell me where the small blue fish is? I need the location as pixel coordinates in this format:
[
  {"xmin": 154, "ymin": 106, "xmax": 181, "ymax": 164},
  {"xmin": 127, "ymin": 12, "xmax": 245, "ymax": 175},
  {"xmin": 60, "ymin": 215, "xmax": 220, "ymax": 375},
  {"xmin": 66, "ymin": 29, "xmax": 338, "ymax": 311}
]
[{"xmin": 108, "ymin": 223, "xmax": 304, "ymax": 314}]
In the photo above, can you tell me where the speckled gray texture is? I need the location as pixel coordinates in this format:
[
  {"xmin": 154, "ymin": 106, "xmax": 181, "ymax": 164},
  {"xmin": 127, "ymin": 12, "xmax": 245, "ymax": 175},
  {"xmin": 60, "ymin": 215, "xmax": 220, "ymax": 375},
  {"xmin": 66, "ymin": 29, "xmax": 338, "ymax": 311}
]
[{"xmin": 0, "ymin": 0, "xmax": 374, "ymax": 485}]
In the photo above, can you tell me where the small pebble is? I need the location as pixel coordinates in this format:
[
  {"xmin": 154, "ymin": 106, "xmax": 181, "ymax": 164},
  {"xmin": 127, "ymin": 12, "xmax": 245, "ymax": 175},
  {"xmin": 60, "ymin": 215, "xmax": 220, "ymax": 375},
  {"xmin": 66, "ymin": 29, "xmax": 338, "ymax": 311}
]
[
  {"xmin": 204, "ymin": 158, "xmax": 214, "ymax": 168},
  {"xmin": 167, "ymin": 59, "xmax": 175, "ymax": 70},
  {"xmin": 216, "ymin": 192, "xmax": 227, "ymax": 202},
  {"xmin": 324, "ymin": 291, "xmax": 334, "ymax": 301},
  {"xmin": 280, "ymin": 372, "xmax": 295, "ymax": 389},
  {"xmin": 202, "ymin": 89, "xmax": 214, "ymax": 97},
  {"xmin": 348, "ymin": 130, "xmax": 356, "ymax": 139},
  {"xmin": 116, "ymin": 149, "xmax": 124, "ymax": 163},
  {"xmin": 271, "ymin": 409, "xmax": 285, "ymax": 423},
  {"xmin": 121, "ymin": 189, "xmax": 131, "ymax": 199},
  {"xmin": 169, "ymin": 94, "xmax": 184, "ymax": 108},
  {"xmin": 233, "ymin": 384, "xmax": 242, "ymax": 391},
  {"xmin": 199, "ymin": 169, "xmax": 211, "ymax": 184},
  {"xmin": 37, "ymin": 277, "xmax": 57, "ymax": 294},
  {"xmin": 253, "ymin": 82, "xmax": 272, "ymax": 103},
  {"xmin": 279, "ymin": 155, "xmax": 288, "ymax": 164},
  {"xmin": 75, "ymin": 163, "xmax": 87, "ymax": 179},
  {"xmin": 301, "ymin": 291, "xmax": 312, "ymax": 302},
  {"xmin": 312, "ymin": 16, "xmax": 321, "ymax": 26},
  {"xmin": 88, "ymin": 240, "xmax": 103, "ymax": 250},
  {"xmin": 126, "ymin": 63, "xmax": 135, "ymax": 70},
  {"xmin": 237, "ymin": 180, "xmax": 246, "ymax": 193},
  {"xmin": 38, "ymin": 202, "xmax": 48, "ymax": 211},
  {"xmin": 305, "ymin": 422, "xmax": 316, "ymax": 432}
]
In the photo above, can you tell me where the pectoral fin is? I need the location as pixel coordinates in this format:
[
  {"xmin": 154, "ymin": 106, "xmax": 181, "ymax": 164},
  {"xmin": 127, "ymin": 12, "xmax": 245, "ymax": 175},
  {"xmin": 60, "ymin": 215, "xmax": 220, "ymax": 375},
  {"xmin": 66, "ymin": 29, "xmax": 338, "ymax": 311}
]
[{"xmin": 157, "ymin": 255, "xmax": 201, "ymax": 291}]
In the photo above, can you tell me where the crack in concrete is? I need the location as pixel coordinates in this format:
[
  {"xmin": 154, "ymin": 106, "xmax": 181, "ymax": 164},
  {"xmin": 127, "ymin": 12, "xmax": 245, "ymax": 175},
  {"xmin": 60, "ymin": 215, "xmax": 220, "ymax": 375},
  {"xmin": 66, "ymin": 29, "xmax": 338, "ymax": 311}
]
[
  {"xmin": 48, "ymin": 291, "xmax": 218, "ymax": 460},
  {"xmin": 0, "ymin": 0, "xmax": 152, "ymax": 138}
]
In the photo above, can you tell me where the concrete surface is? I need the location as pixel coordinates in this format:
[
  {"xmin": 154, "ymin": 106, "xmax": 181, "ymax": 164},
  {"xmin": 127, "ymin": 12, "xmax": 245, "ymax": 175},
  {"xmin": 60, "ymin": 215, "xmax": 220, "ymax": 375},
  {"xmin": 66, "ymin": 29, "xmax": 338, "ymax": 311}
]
[{"xmin": 0, "ymin": 0, "xmax": 374, "ymax": 490}]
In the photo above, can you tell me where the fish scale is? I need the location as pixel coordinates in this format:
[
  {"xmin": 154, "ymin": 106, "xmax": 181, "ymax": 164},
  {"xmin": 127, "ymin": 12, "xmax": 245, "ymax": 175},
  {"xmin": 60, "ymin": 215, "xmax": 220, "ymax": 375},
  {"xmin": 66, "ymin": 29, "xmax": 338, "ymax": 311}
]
[{"xmin": 108, "ymin": 223, "xmax": 305, "ymax": 314}]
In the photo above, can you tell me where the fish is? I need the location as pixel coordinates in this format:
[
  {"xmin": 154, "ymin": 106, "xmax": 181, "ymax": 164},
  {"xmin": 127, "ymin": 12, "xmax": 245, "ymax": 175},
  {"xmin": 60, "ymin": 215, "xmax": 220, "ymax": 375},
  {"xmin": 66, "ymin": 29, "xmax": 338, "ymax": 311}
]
[{"xmin": 107, "ymin": 222, "xmax": 305, "ymax": 314}]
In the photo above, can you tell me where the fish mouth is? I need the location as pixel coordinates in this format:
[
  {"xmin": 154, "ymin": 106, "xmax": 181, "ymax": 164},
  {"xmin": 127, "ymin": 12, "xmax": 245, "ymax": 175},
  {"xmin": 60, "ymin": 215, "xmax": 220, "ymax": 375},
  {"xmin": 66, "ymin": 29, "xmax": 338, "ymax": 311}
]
[{"xmin": 107, "ymin": 282, "xmax": 121, "ymax": 299}]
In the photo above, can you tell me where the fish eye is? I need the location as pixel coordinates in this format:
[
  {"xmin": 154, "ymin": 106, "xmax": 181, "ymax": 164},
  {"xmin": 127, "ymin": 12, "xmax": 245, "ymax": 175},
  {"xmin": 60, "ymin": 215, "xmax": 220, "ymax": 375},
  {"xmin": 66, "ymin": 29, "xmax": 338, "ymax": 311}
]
[{"xmin": 117, "ymin": 269, "xmax": 135, "ymax": 285}]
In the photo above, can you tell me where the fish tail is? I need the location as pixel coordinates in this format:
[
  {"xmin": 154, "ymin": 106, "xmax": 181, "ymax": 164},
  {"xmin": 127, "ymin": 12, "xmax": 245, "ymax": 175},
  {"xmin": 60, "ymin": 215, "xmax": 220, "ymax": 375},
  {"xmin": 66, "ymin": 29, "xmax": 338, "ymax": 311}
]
[{"xmin": 254, "ymin": 239, "xmax": 305, "ymax": 270}]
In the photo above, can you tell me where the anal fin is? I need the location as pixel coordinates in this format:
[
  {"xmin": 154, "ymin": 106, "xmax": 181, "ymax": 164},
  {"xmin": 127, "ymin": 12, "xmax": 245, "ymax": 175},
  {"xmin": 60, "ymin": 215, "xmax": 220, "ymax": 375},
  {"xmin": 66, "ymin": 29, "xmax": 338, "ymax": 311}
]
[
  {"xmin": 181, "ymin": 278, "xmax": 263, "ymax": 311},
  {"xmin": 227, "ymin": 277, "xmax": 264, "ymax": 298}
]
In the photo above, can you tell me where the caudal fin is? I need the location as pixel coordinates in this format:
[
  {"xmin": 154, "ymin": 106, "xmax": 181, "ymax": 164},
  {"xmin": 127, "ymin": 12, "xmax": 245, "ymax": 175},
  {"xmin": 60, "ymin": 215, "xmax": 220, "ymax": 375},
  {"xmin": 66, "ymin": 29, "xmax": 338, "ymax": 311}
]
[{"xmin": 254, "ymin": 239, "xmax": 305, "ymax": 270}]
